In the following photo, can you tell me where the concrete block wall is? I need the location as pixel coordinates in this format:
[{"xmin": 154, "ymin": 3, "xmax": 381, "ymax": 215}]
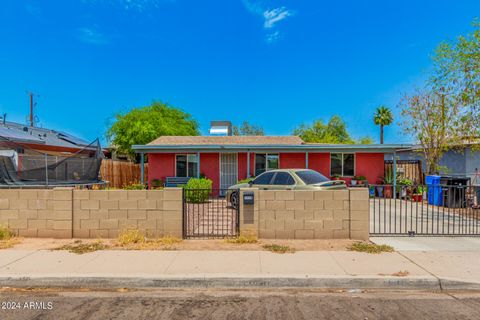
[
  {"xmin": 0, "ymin": 188, "xmax": 183, "ymax": 239},
  {"xmin": 254, "ymin": 188, "xmax": 369, "ymax": 240},
  {"xmin": 72, "ymin": 188, "xmax": 182, "ymax": 238},
  {"xmin": 0, "ymin": 188, "xmax": 73, "ymax": 238}
]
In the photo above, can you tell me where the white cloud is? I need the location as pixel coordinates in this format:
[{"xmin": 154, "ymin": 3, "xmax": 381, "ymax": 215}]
[
  {"xmin": 265, "ymin": 31, "xmax": 281, "ymax": 44},
  {"xmin": 77, "ymin": 27, "xmax": 110, "ymax": 45},
  {"xmin": 263, "ymin": 7, "xmax": 291, "ymax": 29},
  {"xmin": 242, "ymin": 0, "xmax": 293, "ymax": 44}
]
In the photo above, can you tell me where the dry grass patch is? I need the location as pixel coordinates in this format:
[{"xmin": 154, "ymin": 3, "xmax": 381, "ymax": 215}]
[
  {"xmin": 55, "ymin": 240, "xmax": 108, "ymax": 254},
  {"xmin": 116, "ymin": 229, "xmax": 182, "ymax": 250},
  {"xmin": 117, "ymin": 229, "xmax": 145, "ymax": 246},
  {"xmin": 263, "ymin": 244, "xmax": 295, "ymax": 254},
  {"xmin": 224, "ymin": 235, "xmax": 258, "ymax": 244},
  {"xmin": 348, "ymin": 242, "xmax": 394, "ymax": 254},
  {"xmin": 0, "ymin": 225, "xmax": 21, "ymax": 249}
]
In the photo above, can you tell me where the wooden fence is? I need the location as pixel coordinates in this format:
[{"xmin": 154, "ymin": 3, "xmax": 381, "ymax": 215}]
[
  {"xmin": 100, "ymin": 160, "xmax": 148, "ymax": 188},
  {"xmin": 384, "ymin": 160, "xmax": 424, "ymax": 184}
]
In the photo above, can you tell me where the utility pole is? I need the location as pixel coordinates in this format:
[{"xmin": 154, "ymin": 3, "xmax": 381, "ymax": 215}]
[{"xmin": 27, "ymin": 92, "xmax": 38, "ymax": 127}]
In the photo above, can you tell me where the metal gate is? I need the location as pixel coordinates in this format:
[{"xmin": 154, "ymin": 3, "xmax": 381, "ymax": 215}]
[
  {"xmin": 370, "ymin": 185, "xmax": 480, "ymax": 236},
  {"xmin": 183, "ymin": 188, "xmax": 240, "ymax": 239}
]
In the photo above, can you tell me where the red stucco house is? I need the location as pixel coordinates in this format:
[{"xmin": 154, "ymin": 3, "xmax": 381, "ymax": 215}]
[{"xmin": 133, "ymin": 135, "xmax": 410, "ymax": 189}]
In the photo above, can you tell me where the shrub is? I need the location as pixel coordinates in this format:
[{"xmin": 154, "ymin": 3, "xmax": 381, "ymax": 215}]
[
  {"xmin": 0, "ymin": 225, "xmax": 14, "ymax": 241},
  {"xmin": 184, "ymin": 178, "xmax": 213, "ymax": 203},
  {"xmin": 353, "ymin": 175, "xmax": 367, "ymax": 181},
  {"xmin": 123, "ymin": 183, "xmax": 146, "ymax": 190},
  {"xmin": 237, "ymin": 177, "xmax": 254, "ymax": 184},
  {"xmin": 151, "ymin": 179, "xmax": 163, "ymax": 189}
]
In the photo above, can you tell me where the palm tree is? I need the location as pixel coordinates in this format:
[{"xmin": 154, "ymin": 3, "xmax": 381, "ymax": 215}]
[{"xmin": 373, "ymin": 106, "xmax": 393, "ymax": 144}]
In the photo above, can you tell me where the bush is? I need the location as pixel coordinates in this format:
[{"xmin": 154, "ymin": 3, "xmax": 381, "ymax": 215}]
[
  {"xmin": 151, "ymin": 179, "xmax": 163, "ymax": 189},
  {"xmin": 0, "ymin": 225, "xmax": 13, "ymax": 240},
  {"xmin": 237, "ymin": 177, "xmax": 254, "ymax": 184},
  {"xmin": 123, "ymin": 183, "xmax": 146, "ymax": 190},
  {"xmin": 184, "ymin": 178, "xmax": 213, "ymax": 203}
]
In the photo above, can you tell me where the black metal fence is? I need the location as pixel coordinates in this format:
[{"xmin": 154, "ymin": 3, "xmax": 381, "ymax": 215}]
[
  {"xmin": 370, "ymin": 184, "xmax": 480, "ymax": 236},
  {"xmin": 183, "ymin": 188, "xmax": 240, "ymax": 239}
]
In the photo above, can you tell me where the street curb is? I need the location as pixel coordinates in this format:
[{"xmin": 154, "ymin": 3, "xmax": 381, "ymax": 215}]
[{"xmin": 0, "ymin": 276, "xmax": 459, "ymax": 291}]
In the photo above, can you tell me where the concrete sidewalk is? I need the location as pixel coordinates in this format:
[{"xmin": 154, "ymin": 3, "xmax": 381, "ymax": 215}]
[{"xmin": 0, "ymin": 249, "xmax": 479, "ymax": 291}]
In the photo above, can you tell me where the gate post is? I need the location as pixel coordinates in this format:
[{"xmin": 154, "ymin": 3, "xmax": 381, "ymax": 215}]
[{"xmin": 239, "ymin": 188, "xmax": 259, "ymax": 237}]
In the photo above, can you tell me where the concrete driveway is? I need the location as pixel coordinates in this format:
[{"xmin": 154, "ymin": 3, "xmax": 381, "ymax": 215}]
[
  {"xmin": 370, "ymin": 198, "xmax": 480, "ymax": 236},
  {"xmin": 371, "ymin": 236, "xmax": 480, "ymax": 251}
]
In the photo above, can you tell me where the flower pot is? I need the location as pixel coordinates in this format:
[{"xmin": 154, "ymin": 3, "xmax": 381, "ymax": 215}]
[
  {"xmin": 384, "ymin": 186, "xmax": 392, "ymax": 198},
  {"xmin": 351, "ymin": 180, "xmax": 357, "ymax": 186},
  {"xmin": 376, "ymin": 186, "xmax": 384, "ymax": 198},
  {"xmin": 412, "ymin": 194, "xmax": 423, "ymax": 202}
]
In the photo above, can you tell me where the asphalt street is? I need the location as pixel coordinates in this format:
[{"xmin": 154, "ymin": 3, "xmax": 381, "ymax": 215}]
[{"xmin": 1, "ymin": 288, "xmax": 479, "ymax": 320}]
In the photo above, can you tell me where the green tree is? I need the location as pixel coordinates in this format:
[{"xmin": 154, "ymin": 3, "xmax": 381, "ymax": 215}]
[
  {"xmin": 106, "ymin": 101, "xmax": 199, "ymax": 159},
  {"xmin": 431, "ymin": 20, "xmax": 480, "ymax": 140},
  {"xmin": 357, "ymin": 136, "xmax": 374, "ymax": 144},
  {"xmin": 373, "ymin": 106, "xmax": 394, "ymax": 144},
  {"xmin": 232, "ymin": 121, "xmax": 264, "ymax": 136},
  {"xmin": 400, "ymin": 89, "xmax": 462, "ymax": 174},
  {"xmin": 293, "ymin": 115, "xmax": 355, "ymax": 143}
]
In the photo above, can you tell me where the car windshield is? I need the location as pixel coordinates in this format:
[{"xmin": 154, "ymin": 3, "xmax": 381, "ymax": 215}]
[{"xmin": 295, "ymin": 170, "xmax": 330, "ymax": 185}]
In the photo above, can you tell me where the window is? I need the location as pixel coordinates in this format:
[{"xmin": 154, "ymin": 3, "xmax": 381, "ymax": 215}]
[
  {"xmin": 176, "ymin": 154, "xmax": 198, "ymax": 177},
  {"xmin": 330, "ymin": 153, "xmax": 355, "ymax": 177},
  {"xmin": 255, "ymin": 153, "xmax": 279, "ymax": 175},
  {"xmin": 295, "ymin": 170, "xmax": 329, "ymax": 185},
  {"xmin": 252, "ymin": 171, "xmax": 275, "ymax": 185},
  {"xmin": 272, "ymin": 172, "xmax": 295, "ymax": 185}
]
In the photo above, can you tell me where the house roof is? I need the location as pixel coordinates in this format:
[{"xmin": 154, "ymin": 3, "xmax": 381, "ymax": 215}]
[
  {"xmin": 134, "ymin": 135, "xmax": 412, "ymax": 153},
  {"xmin": 0, "ymin": 121, "xmax": 90, "ymax": 150},
  {"xmin": 147, "ymin": 135, "xmax": 304, "ymax": 146}
]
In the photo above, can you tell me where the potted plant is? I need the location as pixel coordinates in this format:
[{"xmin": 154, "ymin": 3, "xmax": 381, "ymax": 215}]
[
  {"xmin": 382, "ymin": 168, "xmax": 394, "ymax": 198},
  {"xmin": 352, "ymin": 175, "xmax": 367, "ymax": 187},
  {"xmin": 397, "ymin": 178, "xmax": 413, "ymax": 199},
  {"xmin": 331, "ymin": 174, "xmax": 341, "ymax": 180},
  {"xmin": 375, "ymin": 179, "xmax": 384, "ymax": 197},
  {"xmin": 412, "ymin": 185, "xmax": 424, "ymax": 202},
  {"xmin": 151, "ymin": 179, "xmax": 163, "ymax": 189}
]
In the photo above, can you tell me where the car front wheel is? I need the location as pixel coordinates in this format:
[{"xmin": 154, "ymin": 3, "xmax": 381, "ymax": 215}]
[{"xmin": 230, "ymin": 191, "xmax": 239, "ymax": 209}]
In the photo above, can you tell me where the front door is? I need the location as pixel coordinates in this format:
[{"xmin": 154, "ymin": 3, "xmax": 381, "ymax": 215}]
[{"xmin": 220, "ymin": 153, "xmax": 238, "ymax": 195}]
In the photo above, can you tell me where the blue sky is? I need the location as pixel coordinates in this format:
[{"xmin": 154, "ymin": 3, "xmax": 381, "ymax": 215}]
[{"xmin": 0, "ymin": 0, "xmax": 479, "ymax": 145}]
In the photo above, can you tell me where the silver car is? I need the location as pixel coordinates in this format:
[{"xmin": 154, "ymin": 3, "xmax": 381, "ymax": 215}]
[{"xmin": 227, "ymin": 169, "xmax": 346, "ymax": 208}]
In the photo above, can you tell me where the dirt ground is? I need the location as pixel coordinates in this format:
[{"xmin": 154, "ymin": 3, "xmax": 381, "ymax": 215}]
[{"xmin": 6, "ymin": 237, "xmax": 358, "ymax": 251}]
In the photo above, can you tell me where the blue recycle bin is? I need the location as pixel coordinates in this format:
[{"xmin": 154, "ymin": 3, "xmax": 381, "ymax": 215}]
[{"xmin": 426, "ymin": 175, "xmax": 443, "ymax": 206}]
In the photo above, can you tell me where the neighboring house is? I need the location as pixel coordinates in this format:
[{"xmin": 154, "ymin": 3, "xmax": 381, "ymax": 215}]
[
  {"xmin": 0, "ymin": 121, "xmax": 90, "ymax": 154},
  {"xmin": 393, "ymin": 144, "xmax": 480, "ymax": 184},
  {"xmin": 133, "ymin": 133, "xmax": 410, "ymax": 189},
  {"xmin": 0, "ymin": 120, "xmax": 104, "ymax": 186}
]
